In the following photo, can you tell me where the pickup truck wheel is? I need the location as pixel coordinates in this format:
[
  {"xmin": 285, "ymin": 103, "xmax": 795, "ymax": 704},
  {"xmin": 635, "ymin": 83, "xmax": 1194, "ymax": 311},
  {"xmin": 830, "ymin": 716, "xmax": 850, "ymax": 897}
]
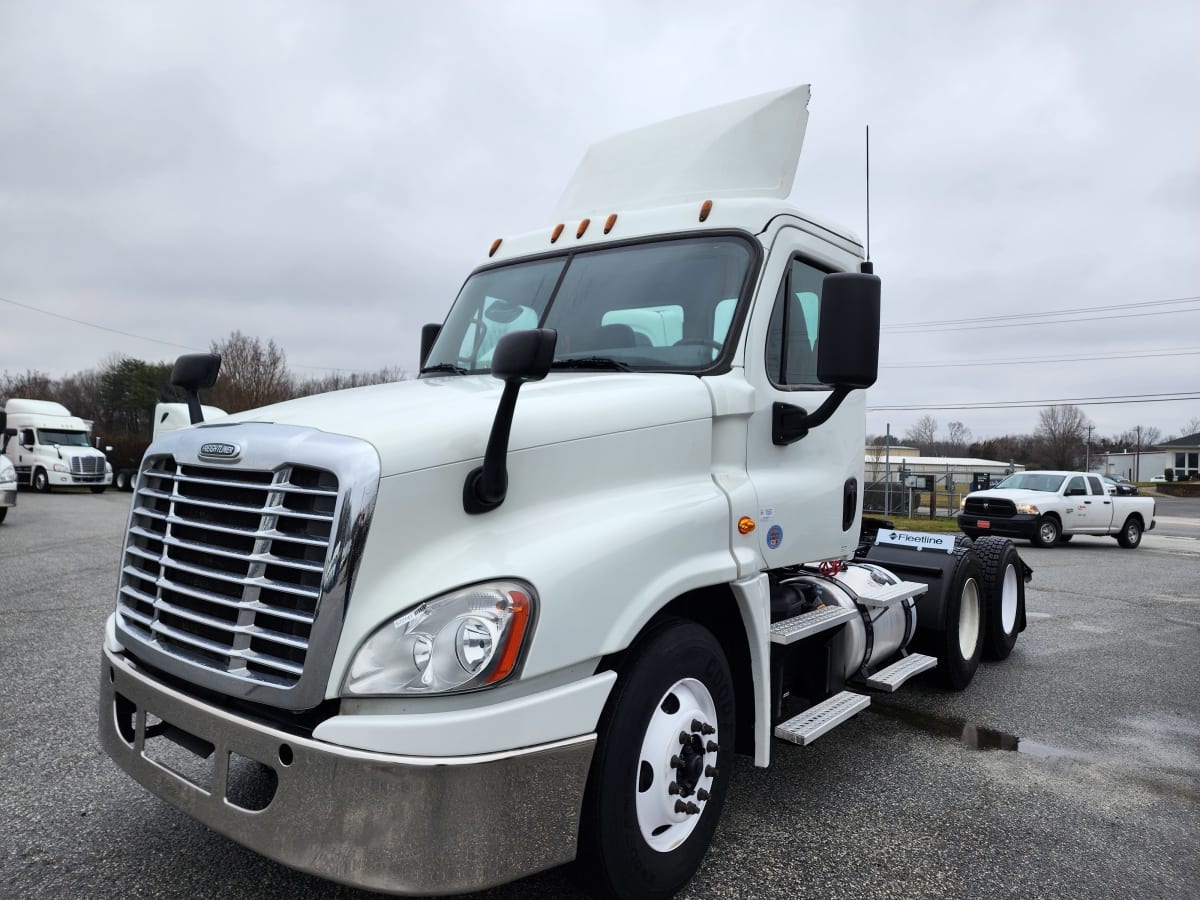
[
  {"xmin": 936, "ymin": 550, "xmax": 984, "ymax": 690},
  {"xmin": 1117, "ymin": 517, "xmax": 1143, "ymax": 549},
  {"xmin": 974, "ymin": 537, "xmax": 1024, "ymax": 661},
  {"xmin": 1031, "ymin": 515, "xmax": 1060, "ymax": 548},
  {"xmin": 32, "ymin": 468, "xmax": 50, "ymax": 493},
  {"xmin": 577, "ymin": 619, "xmax": 734, "ymax": 899}
]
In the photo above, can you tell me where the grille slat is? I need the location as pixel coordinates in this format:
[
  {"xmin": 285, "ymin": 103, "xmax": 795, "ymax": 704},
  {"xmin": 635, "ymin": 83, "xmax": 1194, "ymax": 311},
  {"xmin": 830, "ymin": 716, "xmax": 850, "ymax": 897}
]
[
  {"xmin": 117, "ymin": 454, "xmax": 339, "ymax": 689},
  {"xmin": 70, "ymin": 456, "xmax": 106, "ymax": 475}
]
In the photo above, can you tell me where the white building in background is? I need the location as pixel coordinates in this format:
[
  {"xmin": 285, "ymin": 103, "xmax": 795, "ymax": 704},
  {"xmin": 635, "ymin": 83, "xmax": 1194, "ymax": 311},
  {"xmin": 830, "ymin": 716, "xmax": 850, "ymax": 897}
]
[
  {"xmin": 1092, "ymin": 450, "xmax": 1168, "ymax": 482},
  {"xmin": 864, "ymin": 447, "xmax": 1024, "ymax": 491}
]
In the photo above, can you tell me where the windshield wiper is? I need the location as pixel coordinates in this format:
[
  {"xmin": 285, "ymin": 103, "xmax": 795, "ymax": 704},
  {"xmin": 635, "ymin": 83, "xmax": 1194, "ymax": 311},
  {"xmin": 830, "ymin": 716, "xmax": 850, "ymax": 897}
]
[
  {"xmin": 550, "ymin": 357, "xmax": 632, "ymax": 372},
  {"xmin": 420, "ymin": 363, "xmax": 469, "ymax": 376}
]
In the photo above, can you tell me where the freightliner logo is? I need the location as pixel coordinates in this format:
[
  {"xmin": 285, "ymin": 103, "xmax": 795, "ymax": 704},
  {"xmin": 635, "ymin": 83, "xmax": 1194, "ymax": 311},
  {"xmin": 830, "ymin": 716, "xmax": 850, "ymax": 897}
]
[{"xmin": 199, "ymin": 442, "xmax": 241, "ymax": 460}]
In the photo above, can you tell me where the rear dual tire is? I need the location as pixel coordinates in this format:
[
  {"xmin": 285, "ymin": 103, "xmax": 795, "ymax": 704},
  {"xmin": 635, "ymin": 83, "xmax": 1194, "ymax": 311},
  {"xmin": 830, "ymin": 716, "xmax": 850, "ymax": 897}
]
[
  {"xmin": 974, "ymin": 537, "xmax": 1024, "ymax": 660},
  {"xmin": 935, "ymin": 549, "xmax": 984, "ymax": 690}
]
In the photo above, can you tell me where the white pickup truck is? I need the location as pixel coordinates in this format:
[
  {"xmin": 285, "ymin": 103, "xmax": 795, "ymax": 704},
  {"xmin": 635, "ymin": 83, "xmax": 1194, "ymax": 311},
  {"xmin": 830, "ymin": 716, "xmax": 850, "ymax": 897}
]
[{"xmin": 958, "ymin": 470, "xmax": 1156, "ymax": 548}]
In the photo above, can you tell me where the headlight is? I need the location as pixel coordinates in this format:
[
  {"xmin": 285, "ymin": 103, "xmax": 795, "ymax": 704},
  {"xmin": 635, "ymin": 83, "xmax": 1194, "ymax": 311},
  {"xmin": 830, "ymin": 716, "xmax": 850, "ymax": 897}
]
[
  {"xmin": 53, "ymin": 463, "xmax": 68, "ymax": 473},
  {"xmin": 959, "ymin": 497, "xmax": 967, "ymax": 511},
  {"xmin": 1016, "ymin": 503, "xmax": 1039, "ymax": 515},
  {"xmin": 343, "ymin": 580, "xmax": 535, "ymax": 696}
]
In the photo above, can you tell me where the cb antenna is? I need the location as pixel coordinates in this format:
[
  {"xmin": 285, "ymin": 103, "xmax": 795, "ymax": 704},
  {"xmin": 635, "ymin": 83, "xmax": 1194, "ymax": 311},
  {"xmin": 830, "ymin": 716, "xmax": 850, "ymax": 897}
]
[{"xmin": 861, "ymin": 124, "xmax": 873, "ymax": 274}]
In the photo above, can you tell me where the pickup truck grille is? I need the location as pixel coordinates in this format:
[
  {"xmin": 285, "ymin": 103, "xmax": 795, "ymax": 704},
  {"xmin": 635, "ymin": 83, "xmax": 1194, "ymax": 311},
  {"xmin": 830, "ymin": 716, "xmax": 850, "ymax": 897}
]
[
  {"xmin": 112, "ymin": 424, "xmax": 380, "ymax": 710},
  {"xmin": 963, "ymin": 497, "xmax": 1016, "ymax": 518}
]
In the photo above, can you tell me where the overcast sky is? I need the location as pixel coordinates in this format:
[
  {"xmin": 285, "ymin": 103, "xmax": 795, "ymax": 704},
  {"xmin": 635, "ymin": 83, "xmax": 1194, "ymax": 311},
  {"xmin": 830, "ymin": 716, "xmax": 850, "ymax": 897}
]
[{"xmin": 2, "ymin": 0, "xmax": 1198, "ymax": 442}]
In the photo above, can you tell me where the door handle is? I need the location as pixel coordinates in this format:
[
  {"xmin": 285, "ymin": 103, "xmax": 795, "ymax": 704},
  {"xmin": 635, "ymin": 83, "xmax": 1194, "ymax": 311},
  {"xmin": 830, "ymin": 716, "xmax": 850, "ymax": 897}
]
[{"xmin": 1103, "ymin": 501, "xmax": 1111, "ymax": 505}]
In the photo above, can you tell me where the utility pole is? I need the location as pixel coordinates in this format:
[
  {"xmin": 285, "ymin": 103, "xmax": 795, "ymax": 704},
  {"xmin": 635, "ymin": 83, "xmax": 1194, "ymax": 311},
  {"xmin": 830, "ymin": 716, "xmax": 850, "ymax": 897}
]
[
  {"xmin": 1086, "ymin": 424, "xmax": 1093, "ymax": 471},
  {"xmin": 1135, "ymin": 425, "xmax": 1141, "ymax": 482},
  {"xmin": 884, "ymin": 423, "xmax": 891, "ymax": 517}
]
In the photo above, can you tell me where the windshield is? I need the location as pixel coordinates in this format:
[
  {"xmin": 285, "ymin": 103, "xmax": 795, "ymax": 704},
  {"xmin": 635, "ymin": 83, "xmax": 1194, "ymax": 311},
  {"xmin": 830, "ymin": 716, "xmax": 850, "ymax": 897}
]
[
  {"xmin": 995, "ymin": 473, "xmax": 1065, "ymax": 492},
  {"xmin": 36, "ymin": 429, "xmax": 90, "ymax": 447},
  {"xmin": 423, "ymin": 236, "xmax": 756, "ymax": 374}
]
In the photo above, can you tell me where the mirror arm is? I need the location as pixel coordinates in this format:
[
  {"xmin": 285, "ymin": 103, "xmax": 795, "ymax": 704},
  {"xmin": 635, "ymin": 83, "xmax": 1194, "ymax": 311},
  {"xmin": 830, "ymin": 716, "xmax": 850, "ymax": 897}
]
[
  {"xmin": 463, "ymin": 381, "xmax": 522, "ymax": 514},
  {"xmin": 772, "ymin": 386, "xmax": 853, "ymax": 446}
]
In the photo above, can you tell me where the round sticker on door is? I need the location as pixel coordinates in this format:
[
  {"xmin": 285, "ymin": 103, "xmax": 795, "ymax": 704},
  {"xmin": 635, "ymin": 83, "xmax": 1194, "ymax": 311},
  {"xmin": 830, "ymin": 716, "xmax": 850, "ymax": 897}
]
[{"xmin": 766, "ymin": 525, "xmax": 784, "ymax": 549}]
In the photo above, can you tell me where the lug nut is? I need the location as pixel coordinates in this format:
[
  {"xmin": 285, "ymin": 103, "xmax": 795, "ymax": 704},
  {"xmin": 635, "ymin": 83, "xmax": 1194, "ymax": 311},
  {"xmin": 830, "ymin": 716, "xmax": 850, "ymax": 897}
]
[
  {"xmin": 678, "ymin": 731, "xmax": 690, "ymax": 745},
  {"xmin": 701, "ymin": 723, "xmax": 716, "ymax": 735},
  {"xmin": 675, "ymin": 799, "xmax": 688, "ymax": 814},
  {"xmin": 705, "ymin": 765, "xmax": 719, "ymax": 778},
  {"xmin": 670, "ymin": 754, "xmax": 683, "ymax": 769},
  {"xmin": 691, "ymin": 719, "xmax": 704, "ymax": 733},
  {"xmin": 685, "ymin": 801, "xmax": 701, "ymax": 815},
  {"xmin": 706, "ymin": 740, "xmax": 719, "ymax": 753},
  {"xmin": 668, "ymin": 781, "xmax": 681, "ymax": 795},
  {"xmin": 696, "ymin": 788, "xmax": 710, "ymax": 801}
]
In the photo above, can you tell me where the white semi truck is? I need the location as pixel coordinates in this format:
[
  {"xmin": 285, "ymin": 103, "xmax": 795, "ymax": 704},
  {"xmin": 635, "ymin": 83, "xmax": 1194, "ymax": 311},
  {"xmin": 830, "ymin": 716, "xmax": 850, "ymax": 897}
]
[
  {"xmin": 98, "ymin": 86, "xmax": 1031, "ymax": 898},
  {"xmin": 2, "ymin": 399, "xmax": 112, "ymax": 492}
]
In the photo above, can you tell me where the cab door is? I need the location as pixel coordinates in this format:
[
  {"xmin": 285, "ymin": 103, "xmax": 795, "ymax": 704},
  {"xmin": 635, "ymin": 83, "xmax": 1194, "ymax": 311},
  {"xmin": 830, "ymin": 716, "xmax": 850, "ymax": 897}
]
[
  {"xmin": 742, "ymin": 226, "xmax": 865, "ymax": 567},
  {"xmin": 1077, "ymin": 474, "xmax": 1114, "ymax": 532}
]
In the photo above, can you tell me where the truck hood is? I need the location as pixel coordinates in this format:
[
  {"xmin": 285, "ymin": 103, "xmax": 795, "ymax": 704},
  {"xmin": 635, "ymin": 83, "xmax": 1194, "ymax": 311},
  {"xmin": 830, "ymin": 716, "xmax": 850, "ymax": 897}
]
[{"xmin": 218, "ymin": 373, "xmax": 715, "ymax": 477}]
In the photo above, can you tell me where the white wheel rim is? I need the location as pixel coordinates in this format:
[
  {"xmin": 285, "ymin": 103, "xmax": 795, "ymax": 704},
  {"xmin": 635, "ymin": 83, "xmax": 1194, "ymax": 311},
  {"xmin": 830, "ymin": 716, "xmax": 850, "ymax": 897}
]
[
  {"xmin": 1000, "ymin": 563, "xmax": 1018, "ymax": 634},
  {"xmin": 1126, "ymin": 522, "xmax": 1139, "ymax": 543},
  {"xmin": 635, "ymin": 677, "xmax": 719, "ymax": 853},
  {"xmin": 958, "ymin": 578, "xmax": 981, "ymax": 660},
  {"xmin": 1039, "ymin": 521, "xmax": 1057, "ymax": 544}
]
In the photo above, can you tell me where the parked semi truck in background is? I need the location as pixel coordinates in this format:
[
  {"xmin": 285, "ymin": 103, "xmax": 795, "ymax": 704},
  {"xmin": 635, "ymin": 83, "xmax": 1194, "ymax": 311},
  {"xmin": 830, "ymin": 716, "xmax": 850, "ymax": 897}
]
[
  {"xmin": 106, "ymin": 402, "xmax": 227, "ymax": 491},
  {"xmin": 98, "ymin": 86, "xmax": 1031, "ymax": 898},
  {"xmin": 2, "ymin": 399, "xmax": 112, "ymax": 492}
]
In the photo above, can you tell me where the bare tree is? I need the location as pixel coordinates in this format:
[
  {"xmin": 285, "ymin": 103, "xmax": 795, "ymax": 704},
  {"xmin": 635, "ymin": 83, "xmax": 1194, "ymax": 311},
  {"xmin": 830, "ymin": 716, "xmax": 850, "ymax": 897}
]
[
  {"xmin": 1176, "ymin": 417, "xmax": 1200, "ymax": 439},
  {"xmin": 292, "ymin": 366, "xmax": 409, "ymax": 398},
  {"xmin": 0, "ymin": 369, "xmax": 55, "ymax": 404},
  {"xmin": 903, "ymin": 415, "xmax": 938, "ymax": 450},
  {"xmin": 208, "ymin": 331, "xmax": 293, "ymax": 412},
  {"xmin": 1117, "ymin": 425, "xmax": 1163, "ymax": 450},
  {"xmin": 1036, "ymin": 405, "xmax": 1092, "ymax": 469},
  {"xmin": 944, "ymin": 421, "xmax": 972, "ymax": 454}
]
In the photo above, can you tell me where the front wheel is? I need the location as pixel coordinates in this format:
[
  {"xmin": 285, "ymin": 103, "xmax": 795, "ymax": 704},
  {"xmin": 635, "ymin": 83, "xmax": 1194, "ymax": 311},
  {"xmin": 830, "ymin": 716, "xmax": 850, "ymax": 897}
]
[
  {"xmin": 32, "ymin": 468, "xmax": 50, "ymax": 493},
  {"xmin": 0, "ymin": 506, "xmax": 7, "ymax": 524},
  {"xmin": 1117, "ymin": 517, "xmax": 1143, "ymax": 549},
  {"xmin": 577, "ymin": 619, "xmax": 735, "ymax": 899},
  {"xmin": 1030, "ymin": 515, "xmax": 1060, "ymax": 548}
]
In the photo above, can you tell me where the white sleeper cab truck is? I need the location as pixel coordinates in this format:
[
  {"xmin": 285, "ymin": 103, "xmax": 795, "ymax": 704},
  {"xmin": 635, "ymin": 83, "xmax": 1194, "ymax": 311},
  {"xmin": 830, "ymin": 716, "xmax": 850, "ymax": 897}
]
[
  {"xmin": 959, "ymin": 470, "xmax": 1156, "ymax": 548},
  {"xmin": 99, "ymin": 87, "xmax": 1031, "ymax": 898},
  {"xmin": 1, "ymin": 413, "xmax": 17, "ymax": 522},
  {"xmin": 3, "ymin": 399, "xmax": 112, "ymax": 493}
]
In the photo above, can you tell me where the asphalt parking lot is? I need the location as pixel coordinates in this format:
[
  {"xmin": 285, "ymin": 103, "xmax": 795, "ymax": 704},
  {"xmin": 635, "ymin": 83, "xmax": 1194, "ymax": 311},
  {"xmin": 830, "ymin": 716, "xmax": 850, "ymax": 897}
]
[{"xmin": 2, "ymin": 491, "xmax": 1198, "ymax": 899}]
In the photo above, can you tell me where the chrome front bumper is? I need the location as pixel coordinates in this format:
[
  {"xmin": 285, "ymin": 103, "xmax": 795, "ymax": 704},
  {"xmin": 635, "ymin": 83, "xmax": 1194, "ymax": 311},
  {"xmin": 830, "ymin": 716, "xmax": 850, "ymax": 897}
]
[{"xmin": 99, "ymin": 647, "xmax": 595, "ymax": 895}]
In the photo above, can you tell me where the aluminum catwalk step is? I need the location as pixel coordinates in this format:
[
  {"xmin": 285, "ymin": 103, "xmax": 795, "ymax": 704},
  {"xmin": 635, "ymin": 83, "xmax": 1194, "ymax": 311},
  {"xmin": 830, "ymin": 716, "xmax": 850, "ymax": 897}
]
[
  {"xmin": 862, "ymin": 653, "xmax": 938, "ymax": 692},
  {"xmin": 773, "ymin": 691, "xmax": 871, "ymax": 746},
  {"xmin": 853, "ymin": 579, "xmax": 929, "ymax": 608},
  {"xmin": 769, "ymin": 605, "xmax": 859, "ymax": 645}
]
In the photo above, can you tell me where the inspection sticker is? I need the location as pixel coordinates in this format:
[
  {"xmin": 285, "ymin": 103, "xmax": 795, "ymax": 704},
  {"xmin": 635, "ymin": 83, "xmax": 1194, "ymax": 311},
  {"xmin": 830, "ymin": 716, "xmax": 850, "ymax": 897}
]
[
  {"xmin": 875, "ymin": 530, "xmax": 955, "ymax": 553},
  {"xmin": 766, "ymin": 525, "xmax": 784, "ymax": 549}
]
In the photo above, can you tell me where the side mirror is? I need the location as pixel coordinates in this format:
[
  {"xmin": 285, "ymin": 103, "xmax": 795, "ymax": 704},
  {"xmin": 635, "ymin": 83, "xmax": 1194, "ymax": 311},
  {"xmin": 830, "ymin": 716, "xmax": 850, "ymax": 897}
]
[
  {"xmin": 816, "ymin": 271, "xmax": 880, "ymax": 389},
  {"xmin": 171, "ymin": 353, "xmax": 222, "ymax": 424},
  {"xmin": 420, "ymin": 323, "xmax": 442, "ymax": 368},
  {"xmin": 463, "ymin": 329, "xmax": 557, "ymax": 514},
  {"xmin": 772, "ymin": 269, "xmax": 881, "ymax": 445}
]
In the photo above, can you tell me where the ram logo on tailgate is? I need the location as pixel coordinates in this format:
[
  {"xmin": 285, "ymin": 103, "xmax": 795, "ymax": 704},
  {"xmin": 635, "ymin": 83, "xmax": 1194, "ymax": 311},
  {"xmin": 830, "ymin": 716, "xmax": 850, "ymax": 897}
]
[{"xmin": 199, "ymin": 441, "xmax": 241, "ymax": 460}]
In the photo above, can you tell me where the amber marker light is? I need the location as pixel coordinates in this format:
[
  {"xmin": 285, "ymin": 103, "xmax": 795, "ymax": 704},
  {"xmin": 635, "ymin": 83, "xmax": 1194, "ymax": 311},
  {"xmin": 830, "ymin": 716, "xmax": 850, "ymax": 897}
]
[
  {"xmin": 577, "ymin": 218, "xmax": 591, "ymax": 238},
  {"xmin": 484, "ymin": 589, "xmax": 531, "ymax": 685},
  {"xmin": 699, "ymin": 199, "xmax": 713, "ymax": 222},
  {"xmin": 551, "ymin": 223, "xmax": 565, "ymax": 243},
  {"xmin": 489, "ymin": 238, "xmax": 502, "ymax": 257},
  {"xmin": 604, "ymin": 213, "xmax": 618, "ymax": 234},
  {"xmin": 738, "ymin": 516, "xmax": 756, "ymax": 534}
]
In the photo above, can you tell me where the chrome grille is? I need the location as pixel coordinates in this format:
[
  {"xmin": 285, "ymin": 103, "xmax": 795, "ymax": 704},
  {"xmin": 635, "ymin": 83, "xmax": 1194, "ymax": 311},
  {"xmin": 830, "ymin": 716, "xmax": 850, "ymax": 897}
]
[
  {"xmin": 118, "ymin": 458, "xmax": 337, "ymax": 686},
  {"xmin": 112, "ymin": 423, "xmax": 380, "ymax": 710},
  {"xmin": 71, "ymin": 455, "xmax": 105, "ymax": 475}
]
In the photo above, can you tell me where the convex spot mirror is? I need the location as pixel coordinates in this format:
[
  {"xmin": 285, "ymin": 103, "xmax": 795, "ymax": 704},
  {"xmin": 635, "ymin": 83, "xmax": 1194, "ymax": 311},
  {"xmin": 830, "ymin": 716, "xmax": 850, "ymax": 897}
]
[{"xmin": 816, "ymin": 272, "xmax": 880, "ymax": 389}]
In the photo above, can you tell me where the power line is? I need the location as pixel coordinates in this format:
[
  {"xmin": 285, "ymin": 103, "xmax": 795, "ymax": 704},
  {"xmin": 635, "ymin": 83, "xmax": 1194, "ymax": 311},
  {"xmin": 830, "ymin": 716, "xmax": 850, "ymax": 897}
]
[
  {"xmin": 881, "ymin": 293, "xmax": 1200, "ymax": 331},
  {"xmin": 869, "ymin": 390, "xmax": 1200, "ymax": 412},
  {"xmin": 881, "ymin": 347, "xmax": 1200, "ymax": 370},
  {"xmin": 883, "ymin": 303, "xmax": 1200, "ymax": 335},
  {"xmin": 1, "ymin": 293, "xmax": 384, "ymax": 374}
]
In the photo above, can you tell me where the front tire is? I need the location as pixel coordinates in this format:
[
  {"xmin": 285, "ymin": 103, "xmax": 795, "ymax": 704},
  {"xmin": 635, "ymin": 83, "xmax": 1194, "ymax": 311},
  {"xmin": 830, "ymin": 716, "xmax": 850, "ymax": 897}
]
[
  {"xmin": 0, "ymin": 507, "xmax": 7, "ymax": 523},
  {"xmin": 1030, "ymin": 515, "xmax": 1060, "ymax": 548},
  {"xmin": 577, "ymin": 619, "xmax": 734, "ymax": 899},
  {"xmin": 1117, "ymin": 517, "xmax": 1143, "ymax": 548},
  {"xmin": 936, "ymin": 549, "xmax": 984, "ymax": 690},
  {"xmin": 32, "ymin": 468, "xmax": 50, "ymax": 493},
  {"xmin": 974, "ymin": 537, "xmax": 1024, "ymax": 661}
]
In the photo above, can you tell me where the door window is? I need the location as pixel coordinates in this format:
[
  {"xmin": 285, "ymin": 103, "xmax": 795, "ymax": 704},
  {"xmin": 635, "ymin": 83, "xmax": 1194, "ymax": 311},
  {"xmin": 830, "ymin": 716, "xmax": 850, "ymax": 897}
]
[
  {"xmin": 1087, "ymin": 476, "xmax": 1104, "ymax": 495},
  {"xmin": 765, "ymin": 257, "xmax": 826, "ymax": 387}
]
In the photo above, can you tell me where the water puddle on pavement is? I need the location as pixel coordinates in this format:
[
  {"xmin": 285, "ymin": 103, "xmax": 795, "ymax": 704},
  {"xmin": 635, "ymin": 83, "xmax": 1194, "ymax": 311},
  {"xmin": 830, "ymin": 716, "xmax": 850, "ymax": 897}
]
[{"xmin": 868, "ymin": 701, "xmax": 1091, "ymax": 761}]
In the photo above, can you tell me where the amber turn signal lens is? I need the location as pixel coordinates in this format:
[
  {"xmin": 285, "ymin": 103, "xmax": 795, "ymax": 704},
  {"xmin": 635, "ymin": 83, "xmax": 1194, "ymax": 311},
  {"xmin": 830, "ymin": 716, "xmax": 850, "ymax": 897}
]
[
  {"xmin": 489, "ymin": 238, "xmax": 502, "ymax": 257},
  {"xmin": 699, "ymin": 199, "xmax": 713, "ymax": 222},
  {"xmin": 737, "ymin": 516, "xmax": 755, "ymax": 534},
  {"xmin": 551, "ymin": 223, "xmax": 564, "ymax": 243},
  {"xmin": 604, "ymin": 213, "xmax": 618, "ymax": 234},
  {"xmin": 577, "ymin": 218, "xmax": 591, "ymax": 238}
]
